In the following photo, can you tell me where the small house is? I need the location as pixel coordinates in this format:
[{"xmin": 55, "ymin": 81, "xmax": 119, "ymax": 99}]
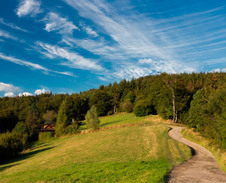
[{"xmin": 41, "ymin": 122, "xmax": 55, "ymax": 132}]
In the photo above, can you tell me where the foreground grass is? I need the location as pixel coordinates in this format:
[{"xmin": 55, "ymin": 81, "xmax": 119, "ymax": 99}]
[
  {"xmin": 182, "ymin": 128, "xmax": 226, "ymax": 172},
  {"xmin": 0, "ymin": 114, "xmax": 192, "ymax": 182}
]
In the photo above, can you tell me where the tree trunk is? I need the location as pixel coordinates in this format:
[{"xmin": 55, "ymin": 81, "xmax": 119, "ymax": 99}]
[
  {"xmin": 113, "ymin": 106, "xmax": 116, "ymax": 114},
  {"xmin": 170, "ymin": 87, "xmax": 177, "ymax": 123}
]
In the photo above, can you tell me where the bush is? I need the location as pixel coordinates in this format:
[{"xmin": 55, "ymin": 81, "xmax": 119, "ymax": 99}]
[
  {"xmin": 134, "ymin": 100, "xmax": 156, "ymax": 117},
  {"xmin": 0, "ymin": 132, "xmax": 24, "ymax": 161},
  {"xmin": 38, "ymin": 132, "xmax": 54, "ymax": 141},
  {"xmin": 85, "ymin": 106, "xmax": 100, "ymax": 130},
  {"xmin": 107, "ymin": 110, "xmax": 114, "ymax": 116},
  {"xmin": 120, "ymin": 99, "xmax": 133, "ymax": 113},
  {"xmin": 12, "ymin": 122, "xmax": 29, "ymax": 147},
  {"xmin": 65, "ymin": 123, "xmax": 80, "ymax": 135}
]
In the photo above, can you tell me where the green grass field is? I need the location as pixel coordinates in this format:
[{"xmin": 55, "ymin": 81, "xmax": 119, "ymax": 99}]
[{"xmin": 0, "ymin": 114, "xmax": 192, "ymax": 183}]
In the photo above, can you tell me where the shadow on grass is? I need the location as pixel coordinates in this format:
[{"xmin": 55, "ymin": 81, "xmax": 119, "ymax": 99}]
[
  {"xmin": 100, "ymin": 120, "xmax": 122, "ymax": 127},
  {"xmin": 0, "ymin": 164, "xmax": 19, "ymax": 172},
  {"xmin": 0, "ymin": 146, "xmax": 55, "ymax": 170}
]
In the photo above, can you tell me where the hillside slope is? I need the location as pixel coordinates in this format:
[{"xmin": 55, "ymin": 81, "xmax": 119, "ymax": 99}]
[{"xmin": 0, "ymin": 114, "xmax": 192, "ymax": 183}]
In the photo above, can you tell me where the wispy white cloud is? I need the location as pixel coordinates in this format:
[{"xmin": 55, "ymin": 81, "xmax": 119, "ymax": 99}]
[
  {"xmin": 138, "ymin": 58, "xmax": 178, "ymax": 74},
  {"xmin": 63, "ymin": 0, "xmax": 226, "ymax": 79},
  {"xmin": 0, "ymin": 18, "xmax": 28, "ymax": 32},
  {"xmin": 0, "ymin": 29, "xmax": 17, "ymax": 40},
  {"xmin": 17, "ymin": 0, "xmax": 42, "ymax": 17},
  {"xmin": 0, "ymin": 82, "xmax": 20, "ymax": 93},
  {"xmin": 4, "ymin": 92, "xmax": 15, "ymax": 97},
  {"xmin": 85, "ymin": 26, "xmax": 98, "ymax": 37},
  {"xmin": 63, "ymin": 0, "xmax": 192, "ymax": 75},
  {"xmin": 0, "ymin": 52, "xmax": 76, "ymax": 77},
  {"xmin": 42, "ymin": 12, "xmax": 78, "ymax": 36},
  {"xmin": 38, "ymin": 42, "xmax": 104, "ymax": 71},
  {"xmin": 53, "ymin": 71, "xmax": 76, "ymax": 77},
  {"xmin": 113, "ymin": 65, "xmax": 153, "ymax": 79},
  {"xmin": 0, "ymin": 52, "xmax": 48, "ymax": 71},
  {"xmin": 79, "ymin": 22, "xmax": 98, "ymax": 37}
]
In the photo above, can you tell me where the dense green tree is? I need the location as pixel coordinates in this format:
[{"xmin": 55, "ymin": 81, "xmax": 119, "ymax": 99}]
[
  {"xmin": 85, "ymin": 106, "xmax": 100, "ymax": 130},
  {"xmin": 89, "ymin": 89, "xmax": 112, "ymax": 116},
  {"xmin": 26, "ymin": 103, "xmax": 40, "ymax": 140},
  {"xmin": 0, "ymin": 110, "xmax": 18, "ymax": 133},
  {"xmin": 55, "ymin": 101, "xmax": 69, "ymax": 137},
  {"xmin": 0, "ymin": 132, "xmax": 24, "ymax": 161}
]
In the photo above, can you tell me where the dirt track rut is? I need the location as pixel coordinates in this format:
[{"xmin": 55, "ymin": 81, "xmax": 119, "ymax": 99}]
[{"xmin": 167, "ymin": 126, "xmax": 226, "ymax": 183}]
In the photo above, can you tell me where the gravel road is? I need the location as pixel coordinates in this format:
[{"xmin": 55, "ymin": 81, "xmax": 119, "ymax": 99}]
[{"xmin": 167, "ymin": 126, "xmax": 226, "ymax": 183}]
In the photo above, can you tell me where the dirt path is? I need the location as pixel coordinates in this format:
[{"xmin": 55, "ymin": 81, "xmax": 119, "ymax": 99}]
[{"xmin": 167, "ymin": 126, "xmax": 226, "ymax": 183}]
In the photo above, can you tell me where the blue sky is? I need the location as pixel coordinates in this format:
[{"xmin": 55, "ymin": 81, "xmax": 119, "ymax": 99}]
[{"xmin": 0, "ymin": 0, "xmax": 225, "ymax": 97}]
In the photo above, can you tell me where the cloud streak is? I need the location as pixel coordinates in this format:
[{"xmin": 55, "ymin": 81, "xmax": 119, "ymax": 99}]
[
  {"xmin": 0, "ymin": 53, "xmax": 76, "ymax": 77},
  {"xmin": 63, "ymin": 0, "xmax": 226, "ymax": 79},
  {"xmin": 38, "ymin": 42, "xmax": 104, "ymax": 71},
  {"xmin": 0, "ymin": 18, "xmax": 28, "ymax": 32},
  {"xmin": 42, "ymin": 12, "xmax": 78, "ymax": 36},
  {"xmin": 0, "ymin": 30, "xmax": 17, "ymax": 40},
  {"xmin": 63, "ymin": 0, "xmax": 193, "ymax": 76}
]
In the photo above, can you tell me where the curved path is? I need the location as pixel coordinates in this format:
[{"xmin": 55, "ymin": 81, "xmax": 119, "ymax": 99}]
[{"xmin": 167, "ymin": 126, "xmax": 226, "ymax": 183}]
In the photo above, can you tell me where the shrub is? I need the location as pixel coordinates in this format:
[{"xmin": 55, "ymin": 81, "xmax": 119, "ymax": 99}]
[
  {"xmin": 65, "ymin": 123, "xmax": 80, "ymax": 135},
  {"xmin": 85, "ymin": 106, "xmax": 100, "ymax": 130},
  {"xmin": 0, "ymin": 132, "xmax": 24, "ymax": 161},
  {"xmin": 12, "ymin": 122, "xmax": 29, "ymax": 147},
  {"xmin": 107, "ymin": 110, "xmax": 114, "ymax": 116},
  {"xmin": 38, "ymin": 132, "xmax": 54, "ymax": 141}
]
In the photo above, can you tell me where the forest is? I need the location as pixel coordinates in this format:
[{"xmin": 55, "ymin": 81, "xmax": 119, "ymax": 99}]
[{"xmin": 0, "ymin": 72, "xmax": 225, "ymax": 160}]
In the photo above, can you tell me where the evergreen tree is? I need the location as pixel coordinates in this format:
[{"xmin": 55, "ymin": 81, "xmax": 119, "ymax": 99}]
[
  {"xmin": 56, "ymin": 101, "xmax": 69, "ymax": 137},
  {"xmin": 85, "ymin": 106, "xmax": 100, "ymax": 130}
]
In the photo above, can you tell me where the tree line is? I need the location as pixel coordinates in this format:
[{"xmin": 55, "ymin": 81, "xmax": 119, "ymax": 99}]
[{"xmin": 0, "ymin": 72, "xmax": 225, "ymax": 160}]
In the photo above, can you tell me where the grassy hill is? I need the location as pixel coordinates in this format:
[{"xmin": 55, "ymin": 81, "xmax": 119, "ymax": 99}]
[{"xmin": 0, "ymin": 114, "xmax": 192, "ymax": 183}]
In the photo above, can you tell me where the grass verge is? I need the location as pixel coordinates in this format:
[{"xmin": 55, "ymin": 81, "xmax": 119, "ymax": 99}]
[{"xmin": 182, "ymin": 128, "xmax": 226, "ymax": 172}]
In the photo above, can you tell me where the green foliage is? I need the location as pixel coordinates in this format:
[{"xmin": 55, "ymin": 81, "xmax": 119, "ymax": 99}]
[
  {"xmin": 12, "ymin": 122, "xmax": 29, "ymax": 147},
  {"xmin": 120, "ymin": 99, "xmax": 133, "ymax": 113},
  {"xmin": 187, "ymin": 87, "xmax": 226, "ymax": 149},
  {"xmin": 0, "ymin": 110, "xmax": 18, "ymax": 133},
  {"xmin": 13, "ymin": 121, "xmax": 28, "ymax": 134},
  {"xmin": 65, "ymin": 123, "xmax": 80, "ymax": 135},
  {"xmin": 56, "ymin": 101, "xmax": 69, "ymax": 137},
  {"xmin": 0, "ymin": 132, "xmax": 24, "ymax": 161},
  {"xmin": 38, "ymin": 132, "xmax": 54, "ymax": 141},
  {"xmin": 134, "ymin": 100, "xmax": 156, "ymax": 117},
  {"xmin": 0, "ymin": 72, "xmax": 225, "ymax": 148},
  {"xmin": 85, "ymin": 106, "xmax": 100, "ymax": 130},
  {"xmin": 89, "ymin": 89, "xmax": 112, "ymax": 116}
]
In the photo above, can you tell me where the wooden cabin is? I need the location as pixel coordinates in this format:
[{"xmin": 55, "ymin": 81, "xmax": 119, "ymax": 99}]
[{"xmin": 41, "ymin": 122, "xmax": 55, "ymax": 132}]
